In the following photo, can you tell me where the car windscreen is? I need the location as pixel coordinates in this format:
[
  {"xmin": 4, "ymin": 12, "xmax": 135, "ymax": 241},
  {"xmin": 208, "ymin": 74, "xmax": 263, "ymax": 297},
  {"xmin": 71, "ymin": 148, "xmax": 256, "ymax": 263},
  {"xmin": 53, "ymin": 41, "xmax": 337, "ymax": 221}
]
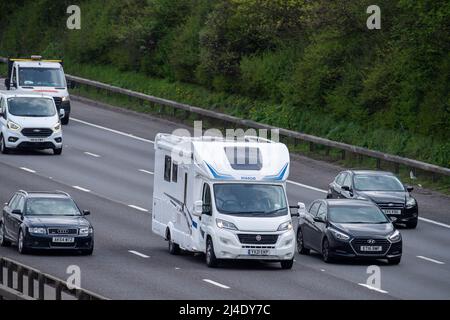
[
  {"xmin": 353, "ymin": 174, "xmax": 404, "ymax": 191},
  {"xmin": 8, "ymin": 97, "xmax": 56, "ymax": 117},
  {"xmin": 329, "ymin": 205, "xmax": 389, "ymax": 224},
  {"xmin": 25, "ymin": 198, "xmax": 81, "ymax": 216},
  {"xmin": 19, "ymin": 67, "xmax": 65, "ymax": 87},
  {"xmin": 213, "ymin": 184, "xmax": 288, "ymax": 216}
]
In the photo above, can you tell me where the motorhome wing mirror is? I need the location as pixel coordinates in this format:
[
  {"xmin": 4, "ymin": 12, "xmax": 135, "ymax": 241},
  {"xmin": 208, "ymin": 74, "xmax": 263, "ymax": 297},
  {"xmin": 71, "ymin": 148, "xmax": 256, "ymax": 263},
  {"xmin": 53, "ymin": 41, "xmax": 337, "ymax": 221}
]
[
  {"xmin": 4, "ymin": 78, "xmax": 10, "ymax": 90},
  {"xmin": 193, "ymin": 200, "xmax": 203, "ymax": 216},
  {"xmin": 59, "ymin": 109, "xmax": 65, "ymax": 119},
  {"xmin": 297, "ymin": 202, "xmax": 306, "ymax": 217}
]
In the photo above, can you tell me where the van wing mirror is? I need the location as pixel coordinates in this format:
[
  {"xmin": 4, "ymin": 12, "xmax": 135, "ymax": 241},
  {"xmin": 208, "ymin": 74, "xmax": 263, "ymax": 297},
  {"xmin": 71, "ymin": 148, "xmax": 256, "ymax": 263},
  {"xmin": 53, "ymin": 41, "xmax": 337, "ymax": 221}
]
[
  {"xmin": 4, "ymin": 78, "xmax": 10, "ymax": 90},
  {"xmin": 59, "ymin": 109, "xmax": 65, "ymax": 119},
  {"xmin": 406, "ymin": 185, "xmax": 414, "ymax": 192},
  {"xmin": 193, "ymin": 200, "xmax": 203, "ymax": 216}
]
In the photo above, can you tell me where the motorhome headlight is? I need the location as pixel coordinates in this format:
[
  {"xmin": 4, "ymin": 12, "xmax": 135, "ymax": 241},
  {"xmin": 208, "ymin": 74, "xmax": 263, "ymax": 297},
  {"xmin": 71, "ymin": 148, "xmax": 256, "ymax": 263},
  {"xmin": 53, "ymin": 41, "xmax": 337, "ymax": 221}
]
[
  {"xmin": 277, "ymin": 221, "xmax": 293, "ymax": 231},
  {"xmin": 7, "ymin": 120, "xmax": 21, "ymax": 131},
  {"xmin": 329, "ymin": 228, "xmax": 350, "ymax": 241},
  {"xmin": 216, "ymin": 219, "xmax": 238, "ymax": 231},
  {"xmin": 61, "ymin": 96, "xmax": 70, "ymax": 102},
  {"xmin": 406, "ymin": 197, "xmax": 416, "ymax": 209},
  {"xmin": 388, "ymin": 230, "xmax": 401, "ymax": 242},
  {"xmin": 28, "ymin": 227, "xmax": 46, "ymax": 235},
  {"xmin": 53, "ymin": 122, "xmax": 61, "ymax": 132}
]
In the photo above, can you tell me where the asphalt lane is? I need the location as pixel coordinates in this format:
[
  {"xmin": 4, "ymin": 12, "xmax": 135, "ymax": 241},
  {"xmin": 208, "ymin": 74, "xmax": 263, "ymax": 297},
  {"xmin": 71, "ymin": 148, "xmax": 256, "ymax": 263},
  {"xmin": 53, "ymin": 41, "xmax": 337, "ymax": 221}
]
[{"xmin": 0, "ymin": 97, "xmax": 449, "ymax": 299}]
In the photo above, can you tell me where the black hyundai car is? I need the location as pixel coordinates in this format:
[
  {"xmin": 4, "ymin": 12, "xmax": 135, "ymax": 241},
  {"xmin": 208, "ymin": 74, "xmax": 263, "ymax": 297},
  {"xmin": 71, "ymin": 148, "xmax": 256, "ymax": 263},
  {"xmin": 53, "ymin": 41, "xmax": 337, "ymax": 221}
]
[
  {"xmin": 0, "ymin": 190, "xmax": 94, "ymax": 255},
  {"xmin": 326, "ymin": 170, "xmax": 419, "ymax": 229},
  {"xmin": 296, "ymin": 199, "xmax": 402, "ymax": 264}
]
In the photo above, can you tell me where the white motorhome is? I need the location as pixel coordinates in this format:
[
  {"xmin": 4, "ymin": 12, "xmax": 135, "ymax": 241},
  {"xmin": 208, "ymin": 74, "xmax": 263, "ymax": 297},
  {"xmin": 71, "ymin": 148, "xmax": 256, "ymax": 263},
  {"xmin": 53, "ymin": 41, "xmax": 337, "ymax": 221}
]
[
  {"xmin": 4, "ymin": 56, "xmax": 72, "ymax": 125},
  {"xmin": 152, "ymin": 134, "xmax": 302, "ymax": 269}
]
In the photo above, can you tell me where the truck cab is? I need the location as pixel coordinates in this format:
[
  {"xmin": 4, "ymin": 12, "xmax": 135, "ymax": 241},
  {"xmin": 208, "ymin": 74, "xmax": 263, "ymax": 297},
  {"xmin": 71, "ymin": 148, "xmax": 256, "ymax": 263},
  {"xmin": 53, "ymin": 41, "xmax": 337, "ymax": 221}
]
[{"xmin": 4, "ymin": 56, "xmax": 72, "ymax": 125}]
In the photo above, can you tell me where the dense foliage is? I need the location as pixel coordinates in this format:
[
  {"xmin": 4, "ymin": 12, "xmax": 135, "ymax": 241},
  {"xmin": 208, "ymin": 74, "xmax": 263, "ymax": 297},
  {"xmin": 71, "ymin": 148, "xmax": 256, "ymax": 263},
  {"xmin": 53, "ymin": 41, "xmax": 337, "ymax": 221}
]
[{"xmin": 0, "ymin": 0, "xmax": 448, "ymax": 166}]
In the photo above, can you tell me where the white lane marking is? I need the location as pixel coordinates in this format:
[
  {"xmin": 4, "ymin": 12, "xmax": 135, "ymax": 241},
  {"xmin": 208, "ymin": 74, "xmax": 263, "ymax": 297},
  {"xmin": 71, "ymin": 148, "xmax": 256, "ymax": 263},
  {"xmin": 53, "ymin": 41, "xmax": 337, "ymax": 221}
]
[
  {"xmin": 358, "ymin": 283, "xmax": 388, "ymax": 294},
  {"xmin": 139, "ymin": 169, "xmax": 154, "ymax": 175},
  {"xmin": 20, "ymin": 167, "xmax": 36, "ymax": 173},
  {"xmin": 175, "ymin": 267, "xmax": 181, "ymax": 270},
  {"xmin": 287, "ymin": 180, "xmax": 327, "ymax": 194},
  {"xmin": 128, "ymin": 205, "xmax": 149, "ymax": 212},
  {"xmin": 418, "ymin": 217, "xmax": 450, "ymax": 229},
  {"xmin": 72, "ymin": 118, "xmax": 154, "ymax": 144},
  {"xmin": 84, "ymin": 152, "xmax": 101, "ymax": 158},
  {"xmin": 320, "ymin": 269, "xmax": 326, "ymax": 272},
  {"xmin": 72, "ymin": 186, "xmax": 91, "ymax": 193},
  {"xmin": 417, "ymin": 256, "xmax": 445, "ymax": 265},
  {"xmin": 128, "ymin": 250, "xmax": 150, "ymax": 259},
  {"xmin": 203, "ymin": 279, "xmax": 230, "ymax": 289},
  {"xmin": 72, "ymin": 116, "xmax": 450, "ymax": 230}
]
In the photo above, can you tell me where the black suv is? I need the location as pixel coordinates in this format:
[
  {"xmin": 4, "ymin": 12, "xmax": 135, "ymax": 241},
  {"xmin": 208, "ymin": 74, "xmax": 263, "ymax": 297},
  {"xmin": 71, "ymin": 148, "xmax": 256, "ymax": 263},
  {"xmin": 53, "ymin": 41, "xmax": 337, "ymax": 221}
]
[
  {"xmin": 327, "ymin": 170, "xmax": 418, "ymax": 229},
  {"xmin": 0, "ymin": 190, "xmax": 94, "ymax": 254}
]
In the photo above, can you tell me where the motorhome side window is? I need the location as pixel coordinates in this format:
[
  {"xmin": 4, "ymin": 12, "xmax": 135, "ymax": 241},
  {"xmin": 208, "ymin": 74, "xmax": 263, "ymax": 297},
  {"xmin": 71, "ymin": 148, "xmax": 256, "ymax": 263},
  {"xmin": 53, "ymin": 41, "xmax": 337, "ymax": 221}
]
[
  {"xmin": 164, "ymin": 156, "xmax": 172, "ymax": 182},
  {"xmin": 202, "ymin": 184, "xmax": 212, "ymax": 215},
  {"xmin": 172, "ymin": 163, "xmax": 178, "ymax": 183}
]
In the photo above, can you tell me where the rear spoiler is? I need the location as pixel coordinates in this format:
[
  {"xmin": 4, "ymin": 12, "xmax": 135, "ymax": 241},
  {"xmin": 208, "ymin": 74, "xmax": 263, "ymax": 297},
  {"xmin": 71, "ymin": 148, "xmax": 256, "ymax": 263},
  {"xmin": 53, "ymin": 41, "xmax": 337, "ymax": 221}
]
[{"xmin": 5, "ymin": 57, "xmax": 64, "ymax": 90}]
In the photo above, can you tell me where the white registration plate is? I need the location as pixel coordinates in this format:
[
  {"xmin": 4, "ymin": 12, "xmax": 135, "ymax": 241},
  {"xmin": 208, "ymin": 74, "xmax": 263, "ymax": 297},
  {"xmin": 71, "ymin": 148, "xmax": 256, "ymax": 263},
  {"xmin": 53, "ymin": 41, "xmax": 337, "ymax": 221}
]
[
  {"xmin": 52, "ymin": 237, "xmax": 75, "ymax": 243},
  {"xmin": 360, "ymin": 246, "xmax": 382, "ymax": 252},
  {"xmin": 248, "ymin": 249, "xmax": 270, "ymax": 256},
  {"xmin": 383, "ymin": 209, "xmax": 401, "ymax": 215},
  {"xmin": 30, "ymin": 138, "xmax": 45, "ymax": 142}
]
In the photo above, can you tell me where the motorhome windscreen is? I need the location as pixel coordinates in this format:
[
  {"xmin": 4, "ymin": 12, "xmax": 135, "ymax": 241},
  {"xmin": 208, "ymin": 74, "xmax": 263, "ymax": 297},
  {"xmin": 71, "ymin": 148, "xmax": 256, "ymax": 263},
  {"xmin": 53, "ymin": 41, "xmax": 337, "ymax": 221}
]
[
  {"xmin": 224, "ymin": 147, "xmax": 262, "ymax": 170},
  {"xmin": 18, "ymin": 67, "xmax": 65, "ymax": 87},
  {"xmin": 213, "ymin": 184, "xmax": 288, "ymax": 217}
]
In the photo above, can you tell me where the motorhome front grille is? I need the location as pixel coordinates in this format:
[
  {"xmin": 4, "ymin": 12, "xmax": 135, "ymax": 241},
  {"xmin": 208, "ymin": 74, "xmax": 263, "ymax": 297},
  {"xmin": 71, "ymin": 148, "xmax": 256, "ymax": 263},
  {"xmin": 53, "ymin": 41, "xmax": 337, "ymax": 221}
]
[
  {"xmin": 237, "ymin": 234, "xmax": 278, "ymax": 245},
  {"xmin": 53, "ymin": 97, "xmax": 62, "ymax": 108},
  {"xmin": 242, "ymin": 245, "xmax": 276, "ymax": 249},
  {"xmin": 21, "ymin": 128, "xmax": 53, "ymax": 137}
]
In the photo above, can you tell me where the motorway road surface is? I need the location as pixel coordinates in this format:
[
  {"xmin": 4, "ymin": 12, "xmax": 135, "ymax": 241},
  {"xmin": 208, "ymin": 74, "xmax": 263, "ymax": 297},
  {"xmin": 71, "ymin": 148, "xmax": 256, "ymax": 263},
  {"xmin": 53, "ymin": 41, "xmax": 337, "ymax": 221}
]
[{"xmin": 0, "ymin": 96, "xmax": 449, "ymax": 299}]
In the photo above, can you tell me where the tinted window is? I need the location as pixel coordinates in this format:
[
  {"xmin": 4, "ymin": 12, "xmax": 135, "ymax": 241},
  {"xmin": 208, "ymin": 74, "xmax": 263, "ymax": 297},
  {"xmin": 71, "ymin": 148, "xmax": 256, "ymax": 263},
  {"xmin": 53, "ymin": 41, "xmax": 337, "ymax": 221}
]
[
  {"xmin": 164, "ymin": 156, "xmax": 171, "ymax": 182},
  {"xmin": 353, "ymin": 174, "xmax": 404, "ymax": 191},
  {"xmin": 213, "ymin": 184, "xmax": 287, "ymax": 216},
  {"xmin": 309, "ymin": 202, "xmax": 321, "ymax": 216},
  {"xmin": 8, "ymin": 97, "xmax": 56, "ymax": 117},
  {"xmin": 336, "ymin": 173, "xmax": 347, "ymax": 186},
  {"xmin": 8, "ymin": 195, "xmax": 18, "ymax": 208},
  {"xmin": 172, "ymin": 163, "xmax": 178, "ymax": 183},
  {"xmin": 16, "ymin": 196, "xmax": 25, "ymax": 211},
  {"xmin": 317, "ymin": 203, "xmax": 327, "ymax": 220},
  {"xmin": 328, "ymin": 205, "xmax": 389, "ymax": 224},
  {"xmin": 25, "ymin": 198, "xmax": 81, "ymax": 216},
  {"xmin": 224, "ymin": 146, "xmax": 263, "ymax": 170},
  {"xmin": 202, "ymin": 184, "xmax": 212, "ymax": 215},
  {"xmin": 343, "ymin": 174, "xmax": 352, "ymax": 187}
]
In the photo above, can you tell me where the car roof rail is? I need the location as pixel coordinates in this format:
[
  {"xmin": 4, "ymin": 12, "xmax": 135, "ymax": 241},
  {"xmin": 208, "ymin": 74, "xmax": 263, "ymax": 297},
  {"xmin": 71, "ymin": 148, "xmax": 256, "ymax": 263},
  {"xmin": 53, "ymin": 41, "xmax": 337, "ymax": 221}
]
[
  {"xmin": 18, "ymin": 190, "xmax": 28, "ymax": 195},
  {"xmin": 55, "ymin": 190, "xmax": 71, "ymax": 197}
]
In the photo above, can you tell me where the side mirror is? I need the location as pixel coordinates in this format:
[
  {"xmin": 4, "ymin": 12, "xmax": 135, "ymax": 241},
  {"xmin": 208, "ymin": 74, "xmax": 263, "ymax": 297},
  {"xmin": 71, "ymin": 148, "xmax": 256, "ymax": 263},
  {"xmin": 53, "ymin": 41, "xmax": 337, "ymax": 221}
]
[
  {"xmin": 83, "ymin": 210, "xmax": 91, "ymax": 216},
  {"xmin": 406, "ymin": 186, "xmax": 414, "ymax": 192},
  {"xmin": 12, "ymin": 81, "xmax": 17, "ymax": 88},
  {"xmin": 11, "ymin": 209, "xmax": 22, "ymax": 216},
  {"xmin": 59, "ymin": 109, "xmax": 65, "ymax": 119},
  {"xmin": 4, "ymin": 78, "xmax": 10, "ymax": 90},
  {"xmin": 67, "ymin": 80, "xmax": 76, "ymax": 89},
  {"xmin": 193, "ymin": 200, "xmax": 203, "ymax": 216},
  {"xmin": 341, "ymin": 185, "xmax": 351, "ymax": 192}
]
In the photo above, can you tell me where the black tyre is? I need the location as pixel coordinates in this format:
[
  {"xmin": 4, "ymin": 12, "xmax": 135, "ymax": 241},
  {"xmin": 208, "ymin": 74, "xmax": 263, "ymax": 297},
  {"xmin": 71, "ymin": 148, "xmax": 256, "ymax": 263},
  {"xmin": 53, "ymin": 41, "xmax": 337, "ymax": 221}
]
[
  {"xmin": 322, "ymin": 238, "xmax": 334, "ymax": 263},
  {"xmin": 206, "ymin": 237, "xmax": 219, "ymax": 268},
  {"xmin": 0, "ymin": 222, "xmax": 11, "ymax": 247},
  {"xmin": 0, "ymin": 135, "xmax": 10, "ymax": 154},
  {"xmin": 296, "ymin": 228, "xmax": 310, "ymax": 255},
  {"xmin": 280, "ymin": 259, "xmax": 294, "ymax": 269},
  {"xmin": 167, "ymin": 231, "xmax": 180, "ymax": 255},
  {"xmin": 388, "ymin": 256, "xmax": 401, "ymax": 265},
  {"xmin": 53, "ymin": 148, "xmax": 63, "ymax": 155},
  {"xmin": 61, "ymin": 116, "xmax": 70, "ymax": 125},
  {"xmin": 405, "ymin": 218, "xmax": 418, "ymax": 229},
  {"xmin": 80, "ymin": 247, "xmax": 94, "ymax": 256},
  {"xmin": 17, "ymin": 229, "xmax": 29, "ymax": 254}
]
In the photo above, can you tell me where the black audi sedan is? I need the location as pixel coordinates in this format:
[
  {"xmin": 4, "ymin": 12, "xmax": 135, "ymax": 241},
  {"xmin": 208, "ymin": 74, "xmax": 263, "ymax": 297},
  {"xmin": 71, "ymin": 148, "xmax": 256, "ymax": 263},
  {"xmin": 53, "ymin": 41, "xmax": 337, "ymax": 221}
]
[
  {"xmin": 326, "ymin": 170, "xmax": 418, "ymax": 229},
  {"xmin": 0, "ymin": 190, "xmax": 94, "ymax": 255},
  {"xmin": 296, "ymin": 199, "xmax": 402, "ymax": 264}
]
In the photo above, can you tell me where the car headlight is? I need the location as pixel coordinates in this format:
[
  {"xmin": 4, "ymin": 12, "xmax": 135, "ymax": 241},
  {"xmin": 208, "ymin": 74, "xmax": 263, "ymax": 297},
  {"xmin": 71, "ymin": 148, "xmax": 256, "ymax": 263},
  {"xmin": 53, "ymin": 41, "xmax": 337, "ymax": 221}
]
[
  {"xmin": 79, "ymin": 227, "xmax": 93, "ymax": 235},
  {"xmin": 329, "ymin": 228, "xmax": 350, "ymax": 241},
  {"xmin": 7, "ymin": 120, "xmax": 21, "ymax": 131},
  {"xmin": 277, "ymin": 221, "xmax": 293, "ymax": 231},
  {"xmin": 61, "ymin": 96, "xmax": 70, "ymax": 102},
  {"xmin": 53, "ymin": 122, "xmax": 61, "ymax": 132},
  {"xmin": 216, "ymin": 219, "xmax": 238, "ymax": 231},
  {"xmin": 29, "ymin": 227, "xmax": 46, "ymax": 235},
  {"xmin": 406, "ymin": 197, "xmax": 416, "ymax": 209},
  {"xmin": 388, "ymin": 230, "xmax": 401, "ymax": 242}
]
